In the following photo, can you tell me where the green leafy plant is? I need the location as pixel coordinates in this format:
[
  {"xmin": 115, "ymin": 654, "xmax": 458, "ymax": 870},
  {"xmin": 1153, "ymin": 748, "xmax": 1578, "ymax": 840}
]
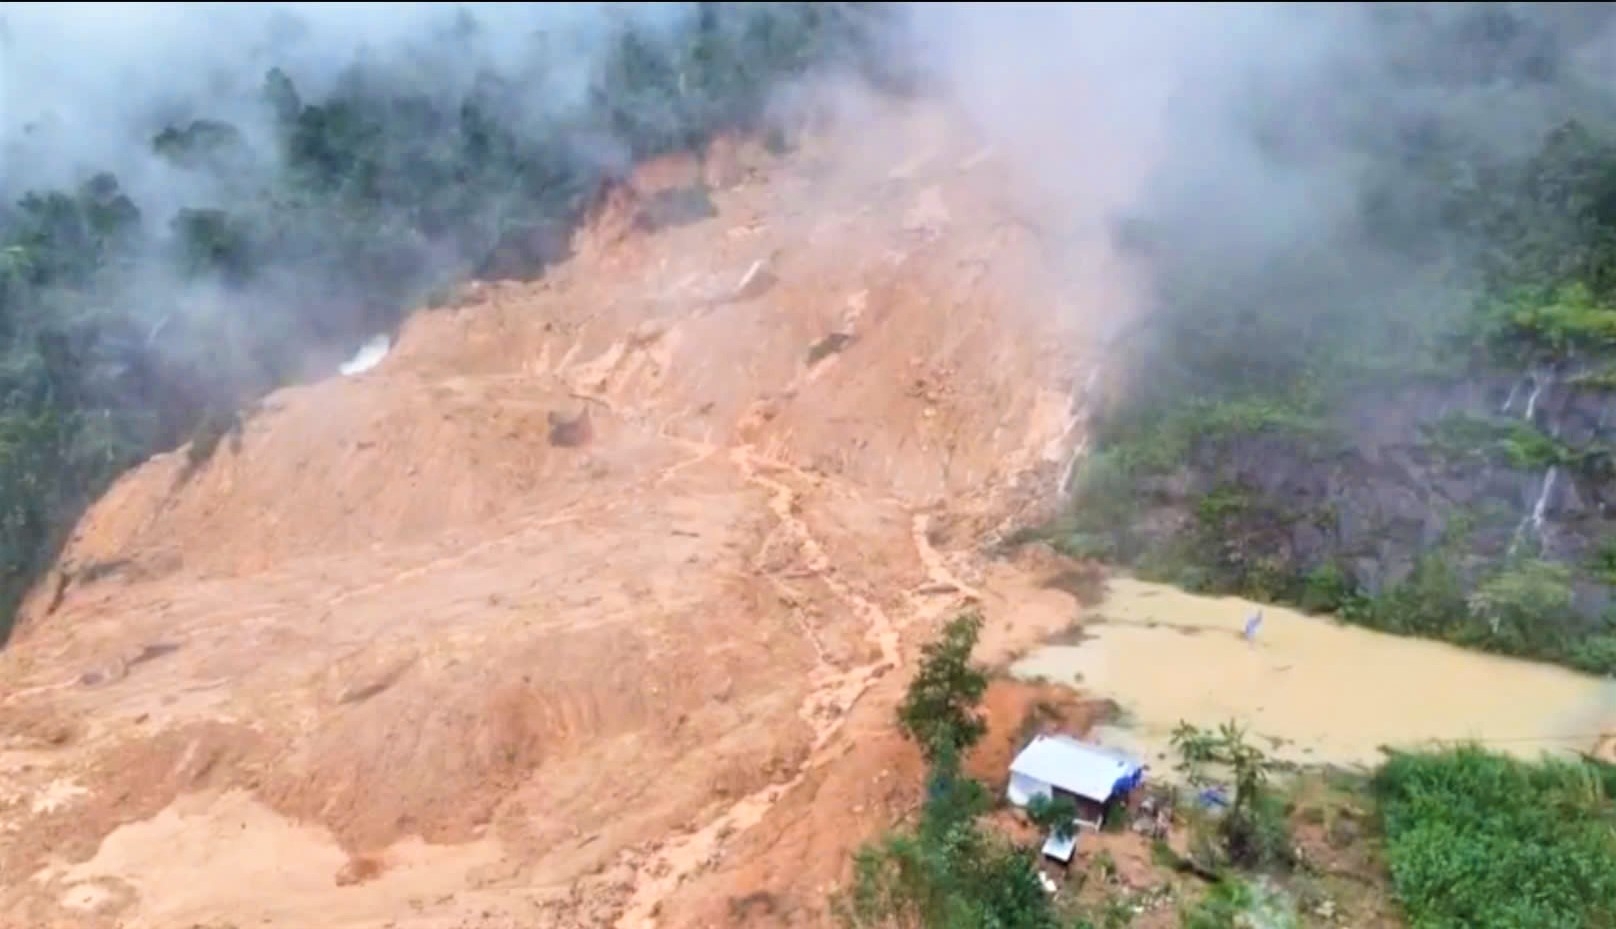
[
  {"xmin": 897, "ymin": 611, "xmax": 989, "ymax": 764},
  {"xmin": 1026, "ymin": 793, "xmax": 1081, "ymax": 842},
  {"xmin": 1372, "ymin": 746, "xmax": 1616, "ymax": 929},
  {"xmin": 1464, "ymin": 558, "xmax": 1577, "ymax": 656},
  {"xmin": 1170, "ymin": 721, "xmax": 1294, "ymax": 871}
]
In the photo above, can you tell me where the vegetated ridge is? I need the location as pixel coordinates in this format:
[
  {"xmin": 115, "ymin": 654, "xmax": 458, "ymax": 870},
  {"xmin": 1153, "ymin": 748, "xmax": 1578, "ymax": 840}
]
[{"xmin": 1053, "ymin": 3, "xmax": 1616, "ymax": 675}]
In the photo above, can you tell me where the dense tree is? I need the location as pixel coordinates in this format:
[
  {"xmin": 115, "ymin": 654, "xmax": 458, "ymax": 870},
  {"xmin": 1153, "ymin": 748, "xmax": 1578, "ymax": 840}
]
[{"xmin": 897, "ymin": 611, "xmax": 989, "ymax": 763}]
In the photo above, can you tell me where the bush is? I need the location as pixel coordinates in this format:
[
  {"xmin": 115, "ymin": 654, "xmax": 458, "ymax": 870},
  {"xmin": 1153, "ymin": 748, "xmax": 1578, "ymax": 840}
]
[
  {"xmin": 1423, "ymin": 413, "xmax": 1571, "ymax": 471},
  {"xmin": 1372, "ymin": 746, "xmax": 1616, "ymax": 929},
  {"xmin": 1464, "ymin": 559, "xmax": 1577, "ymax": 656},
  {"xmin": 1170, "ymin": 721, "xmax": 1295, "ymax": 872},
  {"xmin": 1179, "ymin": 879, "xmax": 1298, "ymax": 929},
  {"xmin": 1298, "ymin": 562, "xmax": 1358, "ymax": 614},
  {"xmin": 1360, "ymin": 551, "xmax": 1470, "ymax": 638},
  {"xmin": 1566, "ymin": 631, "xmax": 1616, "ymax": 675},
  {"xmin": 1587, "ymin": 537, "xmax": 1616, "ymax": 584},
  {"xmin": 1027, "ymin": 793, "xmax": 1081, "ymax": 841}
]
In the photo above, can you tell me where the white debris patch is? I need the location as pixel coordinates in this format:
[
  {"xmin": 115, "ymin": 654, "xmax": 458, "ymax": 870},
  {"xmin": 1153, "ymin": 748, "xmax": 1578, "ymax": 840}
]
[
  {"xmin": 339, "ymin": 334, "xmax": 392, "ymax": 377},
  {"xmin": 32, "ymin": 778, "xmax": 89, "ymax": 814}
]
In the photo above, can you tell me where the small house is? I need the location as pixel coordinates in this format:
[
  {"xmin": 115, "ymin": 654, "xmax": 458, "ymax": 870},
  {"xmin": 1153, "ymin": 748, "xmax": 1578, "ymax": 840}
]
[{"xmin": 1007, "ymin": 734, "xmax": 1144, "ymax": 842}]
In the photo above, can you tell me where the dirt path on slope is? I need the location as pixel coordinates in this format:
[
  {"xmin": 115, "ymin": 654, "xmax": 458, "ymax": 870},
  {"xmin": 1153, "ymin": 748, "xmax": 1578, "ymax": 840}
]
[{"xmin": 612, "ymin": 445, "xmax": 906, "ymax": 928}]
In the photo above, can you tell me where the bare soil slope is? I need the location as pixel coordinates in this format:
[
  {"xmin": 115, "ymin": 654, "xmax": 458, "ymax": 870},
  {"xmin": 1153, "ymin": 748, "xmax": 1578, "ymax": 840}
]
[{"xmin": 0, "ymin": 102, "xmax": 1107, "ymax": 929}]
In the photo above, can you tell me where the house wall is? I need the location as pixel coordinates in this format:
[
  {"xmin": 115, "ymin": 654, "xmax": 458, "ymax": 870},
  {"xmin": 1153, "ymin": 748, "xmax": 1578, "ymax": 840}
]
[
  {"xmin": 1068, "ymin": 792, "xmax": 1107, "ymax": 827},
  {"xmin": 1007, "ymin": 772, "xmax": 1052, "ymax": 807}
]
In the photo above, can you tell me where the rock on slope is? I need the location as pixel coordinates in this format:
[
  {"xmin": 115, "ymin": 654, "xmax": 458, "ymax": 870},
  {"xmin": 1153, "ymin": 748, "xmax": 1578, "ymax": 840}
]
[{"xmin": 0, "ymin": 102, "xmax": 1109, "ymax": 929}]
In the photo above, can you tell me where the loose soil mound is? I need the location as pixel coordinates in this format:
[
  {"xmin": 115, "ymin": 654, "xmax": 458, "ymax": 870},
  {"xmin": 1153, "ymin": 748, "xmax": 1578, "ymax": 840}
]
[{"xmin": 0, "ymin": 100, "xmax": 1112, "ymax": 929}]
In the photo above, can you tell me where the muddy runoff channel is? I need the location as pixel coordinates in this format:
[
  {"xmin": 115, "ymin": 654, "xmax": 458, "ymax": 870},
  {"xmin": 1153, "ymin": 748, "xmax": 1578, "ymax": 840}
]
[{"xmin": 1013, "ymin": 577, "xmax": 1616, "ymax": 771}]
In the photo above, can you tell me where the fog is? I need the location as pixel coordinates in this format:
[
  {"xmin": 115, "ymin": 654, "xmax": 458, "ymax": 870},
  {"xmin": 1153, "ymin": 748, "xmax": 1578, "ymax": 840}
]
[
  {"xmin": 902, "ymin": 4, "xmax": 1616, "ymax": 411},
  {"xmin": 1, "ymin": 2, "xmax": 691, "ymax": 208},
  {"xmin": 4, "ymin": 3, "xmax": 1616, "ymax": 424},
  {"xmin": 902, "ymin": 4, "xmax": 1616, "ymax": 319},
  {"xmin": 9, "ymin": 3, "xmax": 1614, "ymax": 303}
]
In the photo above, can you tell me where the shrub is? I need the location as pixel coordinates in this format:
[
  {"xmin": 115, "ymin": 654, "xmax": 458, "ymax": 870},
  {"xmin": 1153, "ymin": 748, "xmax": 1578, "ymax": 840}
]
[
  {"xmin": 1170, "ymin": 721, "xmax": 1295, "ymax": 872},
  {"xmin": 1298, "ymin": 562, "xmax": 1358, "ymax": 614},
  {"xmin": 1371, "ymin": 746, "xmax": 1616, "ymax": 929},
  {"xmin": 1464, "ymin": 558, "xmax": 1576, "ymax": 656},
  {"xmin": 1026, "ymin": 793, "xmax": 1081, "ymax": 842}
]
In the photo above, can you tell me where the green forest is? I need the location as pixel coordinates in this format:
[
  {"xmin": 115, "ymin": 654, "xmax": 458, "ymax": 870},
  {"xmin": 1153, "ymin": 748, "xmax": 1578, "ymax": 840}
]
[{"xmin": 0, "ymin": 2, "xmax": 894, "ymax": 637}]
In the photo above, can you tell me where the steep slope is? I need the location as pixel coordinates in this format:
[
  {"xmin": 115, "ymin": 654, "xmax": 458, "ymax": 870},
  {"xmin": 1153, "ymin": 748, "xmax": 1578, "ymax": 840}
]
[{"xmin": 0, "ymin": 102, "xmax": 1110, "ymax": 928}]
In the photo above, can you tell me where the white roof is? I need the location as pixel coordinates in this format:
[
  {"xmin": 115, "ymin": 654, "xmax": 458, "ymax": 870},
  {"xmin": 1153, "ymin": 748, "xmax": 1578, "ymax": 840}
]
[{"xmin": 1010, "ymin": 735, "xmax": 1139, "ymax": 802}]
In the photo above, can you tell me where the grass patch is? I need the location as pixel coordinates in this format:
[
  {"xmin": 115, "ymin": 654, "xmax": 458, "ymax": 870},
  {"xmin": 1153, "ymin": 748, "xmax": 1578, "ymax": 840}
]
[
  {"xmin": 1569, "ymin": 364, "xmax": 1616, "ymax": 390},
  {"xmin": 1179, "ymin": 878, "xmax": 1297, "ymax": 929},
  {"xmin": 1473, "ymin": 281, "xmax": 1616, "ymax": 363},
  {"xmin": 1588, "ymin": 536, "xmax": 1616, "ymax": 584},
  {"xmin": 1100, "ymin": 395, "xmax": 1335, "ymax": 477},
  {"xmin": 1423, "ymin": 412, "xmax": 1571, "ymax": 471},
  {"xmin": 1371, "ymin": 746, "xmax": 1616, "ymax": 929}
]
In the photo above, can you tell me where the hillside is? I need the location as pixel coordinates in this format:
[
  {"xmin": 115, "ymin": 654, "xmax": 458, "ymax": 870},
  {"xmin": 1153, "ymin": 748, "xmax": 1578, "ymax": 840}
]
[
  {"xmin": 0, "ymin": 103, "xmax": 1108, "ymax": 929},
  {"xmin": 1051, "ymin": 4, "xmax": 1616, "ymax": 675},
  {"xmin": 10, "ymin": 6, "xmax": 1616, "ymax": 927}
]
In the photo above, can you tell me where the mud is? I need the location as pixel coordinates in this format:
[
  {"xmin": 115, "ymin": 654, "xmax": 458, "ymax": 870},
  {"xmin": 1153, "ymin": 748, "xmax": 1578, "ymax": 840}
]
[
  {"xmin": 0, "ymin": 99, "xmax": 1114, "ymax": 929},
  {"xmin": 1013, "ymin": 577, "xmax": 1616, "ymax": 771}
]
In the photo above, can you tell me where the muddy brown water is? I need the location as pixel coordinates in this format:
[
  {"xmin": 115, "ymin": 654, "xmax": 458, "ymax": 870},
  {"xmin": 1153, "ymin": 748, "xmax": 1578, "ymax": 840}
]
[{"xmin": 1011, "ymin": 577, "xmax": 1616, "ymax": 771}]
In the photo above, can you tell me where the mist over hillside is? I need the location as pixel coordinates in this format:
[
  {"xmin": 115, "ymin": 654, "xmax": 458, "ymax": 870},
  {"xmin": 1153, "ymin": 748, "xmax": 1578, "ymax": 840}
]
[
  {"xmin": 8, "ymin": 1, "xmax": 1616, "ymax": 665},
  {"xmin": 1051, "ymin": 3, "xmax": 1616, "ymax": 674},
  {"xmin": 5, "ymin": 6, "xmax": 1616, "ymax": 927}
]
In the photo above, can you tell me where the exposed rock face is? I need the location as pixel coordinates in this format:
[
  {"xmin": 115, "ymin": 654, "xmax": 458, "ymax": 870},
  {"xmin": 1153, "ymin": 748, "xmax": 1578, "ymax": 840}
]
[{"xmin": 1119, "ymin": 365, "xmax": 1616, "ymax": 614}]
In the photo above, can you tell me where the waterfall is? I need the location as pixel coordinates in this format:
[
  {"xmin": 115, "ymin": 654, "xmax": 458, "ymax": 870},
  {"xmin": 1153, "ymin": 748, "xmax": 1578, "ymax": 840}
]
[
  {"xmin": 1500, "ymin": 375, "xmax": 1525, "ymax": 416},
  {"xmin": 1530, "ymin": 465, "xmax": 1559, "ymax": 533},
  {"xmin": 1510, "ymin": 365, "xmax": 1559, "ymax": 554},
  {"xmin": 1524, "ymin": 371, "xmax": 1546, "ymax": 423},
  {"xmin": 1054, "ymin": 365, "xmax": 1103, "ymax": 498}
]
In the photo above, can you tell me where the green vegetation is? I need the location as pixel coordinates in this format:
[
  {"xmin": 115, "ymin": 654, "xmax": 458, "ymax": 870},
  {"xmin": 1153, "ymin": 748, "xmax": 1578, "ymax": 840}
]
[
  {"xmin": 836, "ymin": 764, "xmax": 1063, "ymax": 929},
  {"xmin": 837, "ymin": 612, "xmax": 1072, "ymax": 929},
  {"xmin": 1471, "ymin": 282, "xmax": 1616, "ymax": 362},
  {"xmin": 842, "ymin": 622, "xmax": 1616, "ymax": 928},
  {"xmin": 897, "ymin": 611, "xmax": 989, "ymax": 764},
  {"xmin": 1051, "ymin": 5, "xmax": 1616, "ymax": 675},
  {"xmin": 1372, "ymin": 747, "xmax": 1616, "ymax": 929},
  {"xmin": 1423, "ymin": 413, "xmax": 1574, "ymax": 471},
  {"xmin": 1179, "ymin": 879, "xmax": 1296, "ymax": 929},
  {"xmin": 0, "ymin": 3, "xmax": 894, "ymax": 637},
  {"xmin": 1328, "ymin": 552, "xmax": 1616, "ymax": 676},
  {"xmin": 1170, "ymin": 722, "xmax": 1295, "ymax": 873}
]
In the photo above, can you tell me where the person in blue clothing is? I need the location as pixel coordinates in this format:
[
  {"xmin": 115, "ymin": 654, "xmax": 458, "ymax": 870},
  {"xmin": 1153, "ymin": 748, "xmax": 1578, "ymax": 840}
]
[{"xmin": 1243, "ymin": 609, "xmax": 1263, "ymax": 643}]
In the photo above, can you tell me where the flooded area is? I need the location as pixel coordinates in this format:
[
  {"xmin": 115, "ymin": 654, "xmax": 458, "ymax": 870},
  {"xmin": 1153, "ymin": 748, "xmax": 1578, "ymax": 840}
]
[{"xmin": 1011, "ymin": 577, "xmax": 1616, "ymax": 771}]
